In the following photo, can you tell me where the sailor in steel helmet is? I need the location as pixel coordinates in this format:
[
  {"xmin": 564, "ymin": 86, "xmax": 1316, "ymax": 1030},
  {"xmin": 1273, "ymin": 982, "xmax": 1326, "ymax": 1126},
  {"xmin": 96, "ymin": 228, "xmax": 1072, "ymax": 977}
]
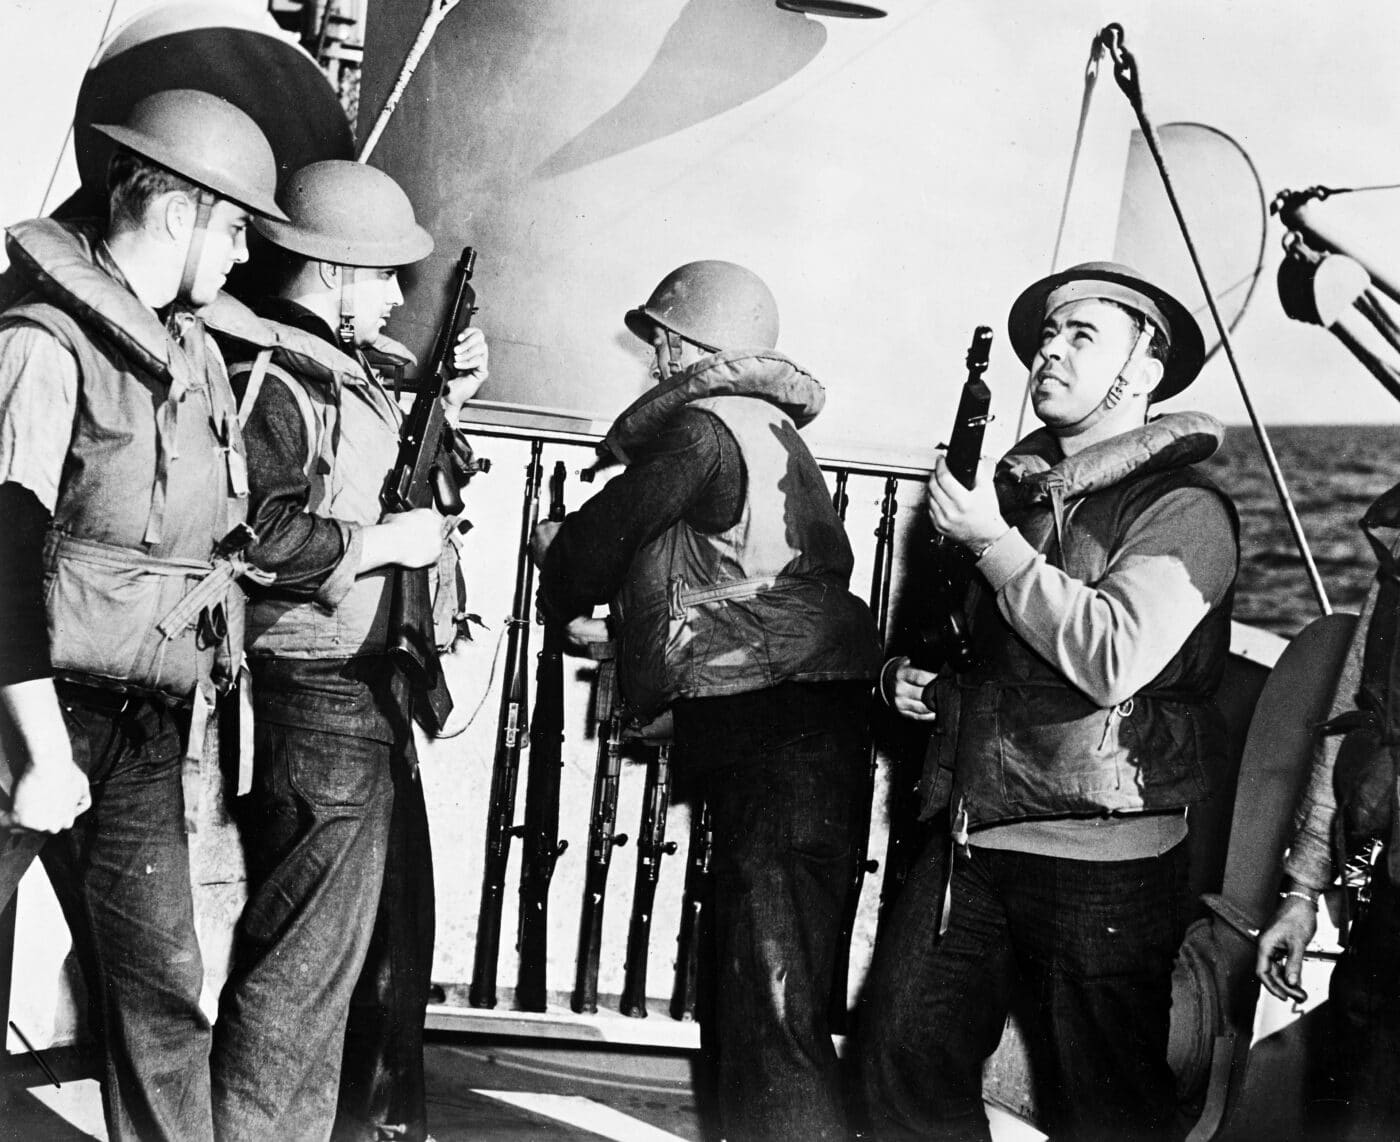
[
  {"xmin": 860, "ymin": 262, "xmax": 1239, "ymax": 1141},
  {"xmin": 208, "ymin": 158, "xmax": 486, "ymax": 1142},
  {"xmin": 0, "ymin": 88, "xmax": 290, "ymax": 1140},
  {"xmin": 531, "ymin": 259, "xmax": 881, "ymax": 1140}
]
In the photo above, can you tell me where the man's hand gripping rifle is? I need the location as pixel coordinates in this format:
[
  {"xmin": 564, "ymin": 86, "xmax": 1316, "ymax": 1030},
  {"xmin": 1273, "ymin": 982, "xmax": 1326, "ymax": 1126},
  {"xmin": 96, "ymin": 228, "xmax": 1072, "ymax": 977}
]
[
  {"xmin": 913, "ymin": 326, "xmax": 993, "ymax": 673},
  {"xmin": 383, "ymin": 246, "xmax": 491, "ymax": 735}
]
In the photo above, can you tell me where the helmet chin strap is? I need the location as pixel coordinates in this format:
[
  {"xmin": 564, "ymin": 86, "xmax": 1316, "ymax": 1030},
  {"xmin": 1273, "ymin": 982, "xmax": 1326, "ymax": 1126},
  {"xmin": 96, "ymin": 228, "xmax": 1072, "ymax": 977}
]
[
  {"xmin": 175, "ymin": 189, "xmax": 215, "ymax": 304},
  {"xmin": 337, "ymin": 266, "xmax": 360, "ymax": 349},
  {"xmin": 660, "ymin": 328, "xmax": 686, "ymax": 378},
  {"xmin": 1062, "ymin": 320, "xmax": 1156, "ymax": 432}
]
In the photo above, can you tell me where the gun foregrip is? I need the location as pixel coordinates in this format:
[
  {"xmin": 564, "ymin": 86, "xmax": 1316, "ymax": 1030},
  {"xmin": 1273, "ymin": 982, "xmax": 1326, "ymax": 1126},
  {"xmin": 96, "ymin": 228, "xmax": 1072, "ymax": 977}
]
[{"xmin": 431, "ymin": 464, "xmax": 464, "ymax": 515}]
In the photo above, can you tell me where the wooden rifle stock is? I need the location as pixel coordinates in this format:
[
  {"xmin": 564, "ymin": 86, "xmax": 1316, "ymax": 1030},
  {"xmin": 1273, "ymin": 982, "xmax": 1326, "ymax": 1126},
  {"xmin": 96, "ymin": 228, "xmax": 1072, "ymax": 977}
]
[
  {"xmin": 384, "ymin": 246, "xmax": 482, "ymax": 735},
  {"xmin": 571, "ymin": 660, "xmax": 628, "ymax": 1014},
  {"xmin": 670, "ymin": 797, "xmax": 713, "ymax": 1022},
  {"xmin": 827, "ymin": 474, "xmax": 895, "ymax": 1032},
  {"xmin": 468, "ymin": 439, "xmax": 544, "ymax": 1009},
  {"xmin": 515, "ymin": 462, "xmax": 570, "ymax": 1011},
  {"xmin": 620, "ymin": 744, "xmax": 676, "ymax": 1017}
]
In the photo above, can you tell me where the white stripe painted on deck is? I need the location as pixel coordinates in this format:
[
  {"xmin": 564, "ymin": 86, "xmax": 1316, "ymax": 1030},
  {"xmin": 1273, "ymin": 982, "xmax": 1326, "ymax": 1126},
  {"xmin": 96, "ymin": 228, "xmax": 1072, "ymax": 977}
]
[
  {"xmin": 26, "ymin": 1077, "xmax": 109, "ymax": 1139},
  {"xmin": 474, "ymin": 1089, "xmax": 691, "ymax": 1141}
]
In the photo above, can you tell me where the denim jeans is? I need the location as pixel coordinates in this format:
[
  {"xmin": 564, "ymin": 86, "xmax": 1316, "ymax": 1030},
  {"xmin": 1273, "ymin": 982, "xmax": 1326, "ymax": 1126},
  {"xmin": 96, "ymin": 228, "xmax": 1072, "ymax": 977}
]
[
  {"xmin": 855, "ymin": 837, "xmax": 1189, "ymax": 1142},
  {"xmin": 210, "ymin": 719, "xmax": 393, "ymax": 1142},
  {"xmin": 685, "ymin": 681, "xmax": 869, "ymax": 1142},
  {"xmin": 3, "ymin": 688, "xmax": 213, "ymax": 1142},
  {"xmin": 333, "ymin": 750, "xmax": 435, "ymax": 1142},
  {"xmin": 1322, "ymin": 853, "xmax": 1400, "ymax": 1140}
]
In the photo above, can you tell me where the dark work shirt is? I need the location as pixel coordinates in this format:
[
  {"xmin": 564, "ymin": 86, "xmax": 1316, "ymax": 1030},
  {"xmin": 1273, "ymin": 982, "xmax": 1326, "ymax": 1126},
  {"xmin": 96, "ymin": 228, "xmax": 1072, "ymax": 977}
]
[
  {"xmin": 539, "ymin": 406, "xmax": 745, "ymax": 621},
  {"xmin": 0, "ymin": 483, "xmax": 53, "ymax": 683},
  {"xmin": 226, "ymin": 298, "xmax": 353, "ymax": 597},
  {"xmin": 222, "ymin": 298, "xmax": 398, "ymax": 741}
]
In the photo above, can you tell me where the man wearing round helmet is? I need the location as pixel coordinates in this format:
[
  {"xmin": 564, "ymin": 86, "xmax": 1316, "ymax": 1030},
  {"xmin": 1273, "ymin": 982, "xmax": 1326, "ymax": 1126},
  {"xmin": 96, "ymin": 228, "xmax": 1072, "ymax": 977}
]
[
  {"xmin": 857, "ymin": 263, "xmax": 1239, "ymax": 1140},
  {"xmin": 204, "ymin": 159, "xmax": 487, "ymax": 1142},
  {"xmin": 531, "ymin": 260, "xmax": 881, "ymax": 1141},
  {"xmin": 0, "ymin": 89, "xmax": 307, "ymax": 1141}
]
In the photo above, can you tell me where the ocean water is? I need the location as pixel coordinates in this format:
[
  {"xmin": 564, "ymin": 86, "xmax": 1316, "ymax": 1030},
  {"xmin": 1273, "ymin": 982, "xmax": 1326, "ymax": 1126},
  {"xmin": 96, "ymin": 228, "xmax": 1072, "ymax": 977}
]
[{"xmin": 1201, "ymin": 423, "xmax": 1400, "ymax": 636}]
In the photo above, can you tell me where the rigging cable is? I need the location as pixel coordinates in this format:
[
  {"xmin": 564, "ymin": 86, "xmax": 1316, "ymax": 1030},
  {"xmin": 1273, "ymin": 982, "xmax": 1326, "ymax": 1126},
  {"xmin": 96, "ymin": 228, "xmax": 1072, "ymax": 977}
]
[
  {"xmin": 36, "ymin": 0, "xmax": 121, "ymax": 217},
  {"xmin": 1013, "ymin": 28, "xmax": 1112, "ymax": 440},
  {"xmin": 1104, "ymin": 24, "xmax": 1331, "ymax": 615}
]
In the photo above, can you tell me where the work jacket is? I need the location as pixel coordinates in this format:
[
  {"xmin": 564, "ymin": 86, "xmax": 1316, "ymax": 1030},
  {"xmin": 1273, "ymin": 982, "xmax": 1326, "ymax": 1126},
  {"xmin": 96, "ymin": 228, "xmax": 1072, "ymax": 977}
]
[
  {"xmin": 610, "ymin": 349, "xmax": 881, "ymax": 717},
  {"xmin": 944, "ymin": 414, "xmax": 1237, "ymax": 831},
  {"xmin": 0, "ymin": 218, "xmax": 293, "ymax": 702}
]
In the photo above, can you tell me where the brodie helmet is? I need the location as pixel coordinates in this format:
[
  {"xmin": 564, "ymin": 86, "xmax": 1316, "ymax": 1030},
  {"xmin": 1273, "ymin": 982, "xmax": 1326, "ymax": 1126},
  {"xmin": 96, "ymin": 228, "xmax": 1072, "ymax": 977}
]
[
  {"xmin": 1007, "ymin": 261, "xmax": 1206, "ymax": 402},
  {"xmin": 254, "ymin": 160, "xmax": 433, "ymax": 267},
  {"xmin": 92, "ymin": 88, "xmax": 285, "ymax": 220}
]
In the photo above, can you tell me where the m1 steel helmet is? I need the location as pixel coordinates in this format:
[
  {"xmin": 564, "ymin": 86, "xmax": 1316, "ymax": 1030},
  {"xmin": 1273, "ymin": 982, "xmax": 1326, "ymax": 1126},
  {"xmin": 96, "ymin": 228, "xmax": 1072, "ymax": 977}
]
[
  {"xmin": 91, "ymin": 88, "xmax": 285, "ymax": 220},
  {"xmin": 254, "ymin": 160, "xmax": 433, "ymax": 267},
  {"xmin": 1007, "ymin": 261, "xmax": 1206, "ymax": 402},
  {"xmin": 625, "ymin": 260, "xmax": 779, "ymax": 352}
]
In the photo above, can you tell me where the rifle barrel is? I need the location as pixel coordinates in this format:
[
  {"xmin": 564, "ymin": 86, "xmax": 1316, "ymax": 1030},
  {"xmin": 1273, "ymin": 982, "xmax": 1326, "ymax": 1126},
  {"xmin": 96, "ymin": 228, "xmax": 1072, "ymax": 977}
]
[{"xmin": 468, "ymin": 440, "xmax": 544, "ymax": 1009}]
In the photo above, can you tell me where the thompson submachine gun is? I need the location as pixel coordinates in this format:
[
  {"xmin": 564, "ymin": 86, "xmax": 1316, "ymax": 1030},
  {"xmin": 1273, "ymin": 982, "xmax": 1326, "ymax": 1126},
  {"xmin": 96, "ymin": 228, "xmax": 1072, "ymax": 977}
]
[
  {"xmin": 468, "ymin": 439, "xmax": 545, "ymax": 1009},
  {"xmin": 572, "ymin": 658, "xmax": 629, "ymax": 1014},
  {"xmin": 670, "ymin": 797, "xmax": 713, "ymax": 1022},
  {"xmin": 620, "ymin": 743, "xmax": 677, "ymax": 1018},
  {"xmin": 515, "ymin": 461, "xmax": 570, "ymax": 1012},
  {"xmin": 912, "ymin": 325, "xmax": 993, "ymax": 672},
  {"xmin": 383, "ymin": 245, "xmax": 489, "ymax": 734}
]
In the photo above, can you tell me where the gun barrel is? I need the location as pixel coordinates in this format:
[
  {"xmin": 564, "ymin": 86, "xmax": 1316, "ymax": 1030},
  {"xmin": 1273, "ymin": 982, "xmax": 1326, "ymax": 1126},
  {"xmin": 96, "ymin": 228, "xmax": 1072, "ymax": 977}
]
[
  {"xmin": 516, "ymin": 463, "xmax": 569, "ymax": 1012},
  {"xmin": 429, "ymin": 245, "xmax": 478, "ymax": 380}
]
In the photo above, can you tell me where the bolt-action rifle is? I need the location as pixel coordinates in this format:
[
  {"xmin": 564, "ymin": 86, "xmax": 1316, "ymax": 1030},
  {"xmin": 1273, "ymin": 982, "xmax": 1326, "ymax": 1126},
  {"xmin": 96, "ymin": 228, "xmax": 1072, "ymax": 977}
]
[
  {"xmin": 670, "ymin": 797, "xmax": 713, "ymax": 1022},
  {"xmin": 620, "ymin": 743, "xmax": 677, "ymax": 1018},
  {"xmin": 571, "ymin": 658, "xmax": 629, "ymax": 1014},
  {"xmin": 468, "ymin": 439, "xmax": 544, "ymax": 1009},
  {"xmin": 383, "ymin": 246, "xmax": 489, "ymax": 734},
  {"xmin": 515, "ymin": 461, "xmax": 570, "ymax": 1011}
]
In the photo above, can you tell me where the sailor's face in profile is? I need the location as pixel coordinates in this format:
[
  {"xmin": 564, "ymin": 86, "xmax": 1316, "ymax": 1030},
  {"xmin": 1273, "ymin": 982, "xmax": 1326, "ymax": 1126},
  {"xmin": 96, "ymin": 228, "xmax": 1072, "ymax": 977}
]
[{"xmin": 1028, "ymin": 297, "xmax": 1139, "ymax": 428}]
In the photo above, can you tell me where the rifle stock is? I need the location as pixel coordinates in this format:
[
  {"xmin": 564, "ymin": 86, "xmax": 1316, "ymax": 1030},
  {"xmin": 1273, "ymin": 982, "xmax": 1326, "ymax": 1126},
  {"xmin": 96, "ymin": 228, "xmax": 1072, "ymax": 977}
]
[
  {"xmin": 620, "ymin": 743, "xmax": 676, "ymax": 1018},
  {"xmin": 571, "ymin": 659, "xmax": 628, "ymax": 1014},
  {"xmin": 468, "ymin": 439, "xmax": 544, "ymax": 1009},
  {"xmin": 827, "ymin": 475, "xmax": 895, "ymax": 1032},
  {"xmin": 515, "ymin": 462, "xmax": 570, "ymax": 1011},
  {"xmin": 670, "ymin": 797, "xmax": 713, "ymax": 1022}
]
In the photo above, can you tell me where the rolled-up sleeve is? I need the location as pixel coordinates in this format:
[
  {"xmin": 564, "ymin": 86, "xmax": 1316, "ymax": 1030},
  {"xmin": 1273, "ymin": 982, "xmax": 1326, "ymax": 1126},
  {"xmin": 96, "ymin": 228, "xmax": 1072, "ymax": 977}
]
[
  {"xmin": 984, "ymin": 486, "xmax": 1238, "ymax": 707},
  {"xmin": 1283, "ymin": 574, "xmax": 1375, "ymax": 890},
  {"xmin": 0, "ymin": 322, "xmax": 80, "ymax": 512}
]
